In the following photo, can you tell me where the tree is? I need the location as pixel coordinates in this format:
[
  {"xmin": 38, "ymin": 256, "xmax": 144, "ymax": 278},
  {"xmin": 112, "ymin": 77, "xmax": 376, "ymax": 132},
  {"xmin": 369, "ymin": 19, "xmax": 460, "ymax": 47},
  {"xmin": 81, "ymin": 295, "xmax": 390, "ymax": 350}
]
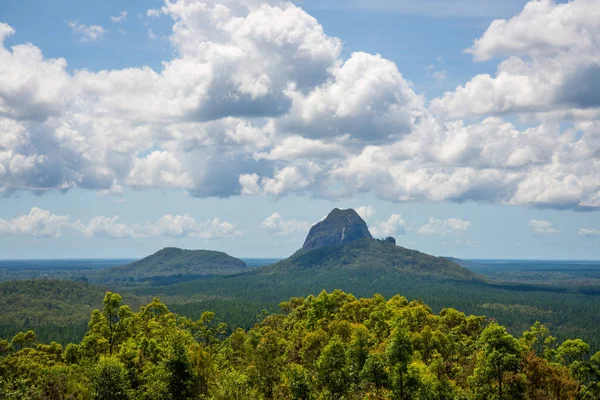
[
  {"xmin": 101, "ymin": 292, "xmax": 133, "ymax": 355},
  {"xmin": 316, "ymin": 335, "xmax": 349, "ymax": 399},
  {"xmin": 360, "ymin": 352, "xmax": 389, "ymax": 394},
  {"xmin": 92, "ymin": 357, "xmax": 130, "ymax": 400},
  {"xmin": 166, "ymin": 338, "xmax": 196, "ymax": 400},
  {"xmin": 10, "ymin": 330, "xmax": 36, "ymax": 351},
  {"xmin": 386, "ymin": 321, "xmax": 413, "ymax": 400},
  {"xmin": 471, "ymin": 323, "xmax": 523, "ymax": 400},
  {"xmin": 522, "ymin": 322, "xmax": 555, "ymax": 358},
  {"xmin": 286, "ymin": 363, "xmax": 312, "ymax": 400}
]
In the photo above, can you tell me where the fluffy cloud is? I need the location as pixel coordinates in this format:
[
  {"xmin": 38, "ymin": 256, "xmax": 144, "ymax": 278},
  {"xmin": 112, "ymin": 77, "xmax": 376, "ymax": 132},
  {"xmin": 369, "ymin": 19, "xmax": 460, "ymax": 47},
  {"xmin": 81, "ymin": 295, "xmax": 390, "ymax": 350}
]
[
  {"xmin": 262, "ymin": 212, "xmax": 311, "ymax": 236},
  {"xmin": 528, "ymin": 220, "xmax": 561, "ymax": 236},
  {"xmin": 67, "ymin": 21, "xmax": 106, "ymax": 41},
  {"xmin": 0, "ymin": 208, "xmax": 71, "ymax": 238},
  {"xmin": 0, "ymin": 0, "xmax": 599, "ymax": 212},
  {"xmin": 355, "ymin": 206, "xmax": 376, "ymax": 221},
  {"xmin": 0, "ymin": 208, "xmax": 240, "ymax": 239},
  {"xmin": 370, "ymin": 214, "xmax": 408, "ymax": 237},
  {"xmin": 433, "ymin": 0, "xmax": 600, "ymax": 118},
  {"xmin": 418, "ymin": 217, "xmax": 472, "ymax": 236},
  {"xmin": 578, "ymin": 228, "xmax": 600, "ymax": 238},
  {"xmin": 282, "ymin": 52, "xmax": 424, "ymax": 143},
  {"xmin": 78, "ymin": 216, "xmax": 139, "ymax": 238}
]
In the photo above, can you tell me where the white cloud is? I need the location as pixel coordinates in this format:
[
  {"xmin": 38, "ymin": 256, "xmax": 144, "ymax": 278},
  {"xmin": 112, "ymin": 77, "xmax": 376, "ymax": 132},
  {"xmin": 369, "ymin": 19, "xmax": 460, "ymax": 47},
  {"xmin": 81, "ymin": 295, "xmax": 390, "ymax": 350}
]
[
  {"xmin": 0, "ymin": 0, "xmax": 599, "ymax": 212},
  {"xmin": 528, "ymin": 219, "xmax": 561, "ymax": 236},
  {"xmin": 262, "ymin": 212, "xmax": 311, "ymax": 236},
  {"xmin": 466, "ymin": 0, "xmax": 599, "ymax": 62},
  {"xmin": 370, "ymin": 214, "xmax": 408, "ymax": 237},
  {"xmin": 110, "ymin": 11, "xmax": 127, "ymax": 23},
  {"xmin": 578, "ymin": 228, "xmax": 600, "ymax": 238},
  {"xmin": 78, "ymin": 216, "xmax": 139, "ymax": 238},
  {"xmin": 0, "ymin": 208, "xmax": 71, "ymax": 238},
  {"xmin": 67, "ymin": 21, "xmax": 106, "ymax": 41},
  {"xmin": 283, "ymin": 52, "xmax": 424, "ymax": 144},
  {"xmin": 418, "ymin": 217, "xmax": 472, "ymax": 236},
  {"xmin": 126, "ymin": 151, "xmax": 193, "ymax": 190},
  {"xmin": 433, "ymin": 0, "xmax": 600, "ymax": 118},
  {"xmin": 355, "ymin": 206, "xmax": 376, "ymax": 221},
  {"xmin": 0, "ymin": 208, "xmax": 240, "ymax": 239},
  {"xmin": 147, "ymin": 8, "xmax": 162, "ymax": 18},
  {"xmin": 145, "ymin": 214, "xmax": 241, "ymax": 239}
]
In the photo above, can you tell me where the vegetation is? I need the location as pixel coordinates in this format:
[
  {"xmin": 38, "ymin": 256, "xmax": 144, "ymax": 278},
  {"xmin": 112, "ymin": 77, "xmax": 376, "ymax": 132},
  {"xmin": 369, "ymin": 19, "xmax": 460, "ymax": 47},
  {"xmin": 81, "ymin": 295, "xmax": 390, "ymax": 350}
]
[
  {"xmin": 268, "ymin": 238, "xmax": 481, "ymax": 281},
  {"xmin": 0, "ymin": 280, "xmax": 145, "ymax": 345},
  {"xmin": 92, "ymin": 248, "xmax": 247, "ymax": 286},
  {"xmin": 137, "ymin": 266, "xmax": 600, "ymax": 352},
  {"xmin": 456, "ymin": 259, "xmax": 600, "ymax": 295},
  {"xmin": 2, "ymin": 290, "xmax": 599, "ymax": 399}
]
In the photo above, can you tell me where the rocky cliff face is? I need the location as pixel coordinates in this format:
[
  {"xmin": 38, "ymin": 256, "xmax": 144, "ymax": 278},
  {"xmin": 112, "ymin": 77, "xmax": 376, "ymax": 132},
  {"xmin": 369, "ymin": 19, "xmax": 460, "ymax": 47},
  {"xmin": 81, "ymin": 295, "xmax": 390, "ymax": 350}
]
[{"xmin": 302, "ymin": 208, "xmax": 373, "ymax": 251}]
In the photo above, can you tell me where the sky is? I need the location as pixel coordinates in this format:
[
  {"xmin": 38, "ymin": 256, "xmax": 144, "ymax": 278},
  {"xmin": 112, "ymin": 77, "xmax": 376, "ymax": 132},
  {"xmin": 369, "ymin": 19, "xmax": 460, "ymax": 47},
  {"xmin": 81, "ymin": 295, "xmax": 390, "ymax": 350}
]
[{"xmin": 0, "ymin": 0, "xmax": 599, "ymax": 260}]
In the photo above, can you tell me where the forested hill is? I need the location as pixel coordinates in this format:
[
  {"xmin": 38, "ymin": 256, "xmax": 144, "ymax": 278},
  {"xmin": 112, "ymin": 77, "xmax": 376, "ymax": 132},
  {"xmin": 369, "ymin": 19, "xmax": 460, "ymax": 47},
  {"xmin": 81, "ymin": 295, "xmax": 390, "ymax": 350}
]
[
  {"xmin": 2, "ymin": 290, "xmax": 599, "ymax": 399},
  {"xmin": 93, "ymin": 247, "xmax": 247, "ymax": 285},
  {"xmin": 263, "ymin": 237, "xmax": 482, "ymax": 281}
]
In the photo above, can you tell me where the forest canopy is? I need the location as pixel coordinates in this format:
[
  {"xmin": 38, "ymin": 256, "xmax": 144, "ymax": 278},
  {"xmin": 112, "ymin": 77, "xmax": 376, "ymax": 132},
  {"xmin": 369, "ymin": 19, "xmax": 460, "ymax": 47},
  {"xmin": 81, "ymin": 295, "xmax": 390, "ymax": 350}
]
[{"xmin": 1, "ymin": 290, "xmax": 599, "ymax": 400}]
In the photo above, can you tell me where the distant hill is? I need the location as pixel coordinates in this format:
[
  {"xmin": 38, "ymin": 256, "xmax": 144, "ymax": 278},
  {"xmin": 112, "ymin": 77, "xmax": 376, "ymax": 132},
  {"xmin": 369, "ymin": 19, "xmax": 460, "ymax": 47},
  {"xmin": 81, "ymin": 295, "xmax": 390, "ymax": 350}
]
[
  {"xmin": 302, "ymin": 208, "xmax": 372, "ymax": 250},
  {"xmin": 94, "ymin": 247, "xmax": 247, "ymax": 285}
]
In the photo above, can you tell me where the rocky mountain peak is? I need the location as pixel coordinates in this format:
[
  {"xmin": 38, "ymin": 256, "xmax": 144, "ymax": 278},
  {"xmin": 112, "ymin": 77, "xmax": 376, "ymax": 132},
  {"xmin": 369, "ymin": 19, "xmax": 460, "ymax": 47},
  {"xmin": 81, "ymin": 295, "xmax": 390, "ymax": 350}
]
[{"xmin": 302, "ymin": 208, "xmax": 373, "ymax": 251}]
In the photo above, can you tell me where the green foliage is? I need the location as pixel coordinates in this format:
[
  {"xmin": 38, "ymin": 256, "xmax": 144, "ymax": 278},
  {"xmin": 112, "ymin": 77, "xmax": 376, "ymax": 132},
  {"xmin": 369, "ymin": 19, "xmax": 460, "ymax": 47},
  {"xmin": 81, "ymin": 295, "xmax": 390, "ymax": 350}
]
[
  {"xmin": 0, "ymin": 279, "xmax": 144, "ymax": 345},
  {"xmin": 92, "ymin": 357, "xmax": 130, "ymax": 400},
  {"xmin": 94, "ymin": 247, "xmax": 248, "ymax": 286},
  {"xmin": 1, "ymin": 289, "xmax": 598, "ymax": 399}
]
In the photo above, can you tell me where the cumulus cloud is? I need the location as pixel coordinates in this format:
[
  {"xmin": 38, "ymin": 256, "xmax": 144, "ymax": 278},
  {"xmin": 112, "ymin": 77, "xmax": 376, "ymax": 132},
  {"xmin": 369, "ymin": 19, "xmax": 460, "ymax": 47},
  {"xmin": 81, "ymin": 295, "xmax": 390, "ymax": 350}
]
[
  {"xmin": 418, "ymin": 217, "xmax": 472, "ymax": 236},
  {"xmin": 578, "ymin": 228, "xmax": 600, "ymax": 238},
  {"xmin": 528, "ymin": 220, "xmax": 561, "ymax": 236},
  {"xmin": 433, "ymin": 0, "xmax": 600, "ymax": 118},
  {"xmin": 67, "ymin": 21, "xmax": 106, "ymax": 41},
  {"xmin": 0, "ymin": 0, "xmax": 599, "ymax": 212},
  {"xmin": 370, "ymin": 214, "xmax": 408, "ymax": 237},
  {"xmin": 356, "ymin": 206, "xmax": 376, "ymax": 221},
  {"xmin": 0, "ymin": 208, "xmax": 71, "ymax": 238},
  {"xmin": 0, "ymin": 208, "xmax": 240, "ymax": 239},
  {"xmin": 78, "ymin": 216, "xmax": 139, "ymax": 238},
  {"xmin": 262, "ymin": 212, "xmax": 311, "ymax": 236}
]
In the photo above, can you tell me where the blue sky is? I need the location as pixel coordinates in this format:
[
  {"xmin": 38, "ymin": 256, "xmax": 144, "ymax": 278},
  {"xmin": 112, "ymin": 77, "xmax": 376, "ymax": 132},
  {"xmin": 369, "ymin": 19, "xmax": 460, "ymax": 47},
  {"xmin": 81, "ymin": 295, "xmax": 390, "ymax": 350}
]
[{"xmin": 0, "ymin": 0, "xmax": 599, "ymax": 259}]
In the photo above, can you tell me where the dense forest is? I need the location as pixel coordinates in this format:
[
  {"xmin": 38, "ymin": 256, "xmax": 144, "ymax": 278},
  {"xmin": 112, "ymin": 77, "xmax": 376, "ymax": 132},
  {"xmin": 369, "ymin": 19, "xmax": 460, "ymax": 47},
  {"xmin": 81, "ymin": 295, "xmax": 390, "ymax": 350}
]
[{"xmin": 1, "ymin": 290, "xmax": 599, "ymax": 399}]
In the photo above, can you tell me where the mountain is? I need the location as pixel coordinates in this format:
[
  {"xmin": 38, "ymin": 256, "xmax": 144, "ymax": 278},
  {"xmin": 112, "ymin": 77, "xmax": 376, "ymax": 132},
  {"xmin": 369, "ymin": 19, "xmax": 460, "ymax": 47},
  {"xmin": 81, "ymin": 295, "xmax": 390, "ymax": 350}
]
[
  {"xmin": 94, "ymin": 247, "xmax": 247, "ymax": 285},
  {"xmin": 302, "ymin": 208, "xmax": 372, "ymax": 250},
  {"xmin": 274, "ymin": 208, "xmax": 480, "ymax": 281},
  {"xmin": 266, "ymin": 237, "xmax": 481, "ymax": 281}
]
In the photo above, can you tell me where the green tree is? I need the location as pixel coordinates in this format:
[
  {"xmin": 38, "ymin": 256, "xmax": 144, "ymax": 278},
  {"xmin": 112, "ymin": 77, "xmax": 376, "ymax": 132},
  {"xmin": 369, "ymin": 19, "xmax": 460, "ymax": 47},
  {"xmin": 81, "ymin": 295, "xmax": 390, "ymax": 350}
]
[
  {"xmin": 166, "ymin": 339, "xmax": 196, "ymax": 400},
  {"xmin": 286, "ymin": 363, "xmax": 312, "ymax": 400},
  {"xmin": 92, "ymin": 356, "xmax": 130, "ymax": 400},
  {"xmin": 471, "ymin": 323, "xmax": 523, "ymax": 400},
  {"xmin": 386, "ymin": 321, "xmax": 413, "ymax": 400},
  {"xmin": 316, "ymin": 335, "xmax": 349, "ymax": 399},
  {"xmin": 360, "ymin": 352, "xmax": 389, "ymax": 394}
]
